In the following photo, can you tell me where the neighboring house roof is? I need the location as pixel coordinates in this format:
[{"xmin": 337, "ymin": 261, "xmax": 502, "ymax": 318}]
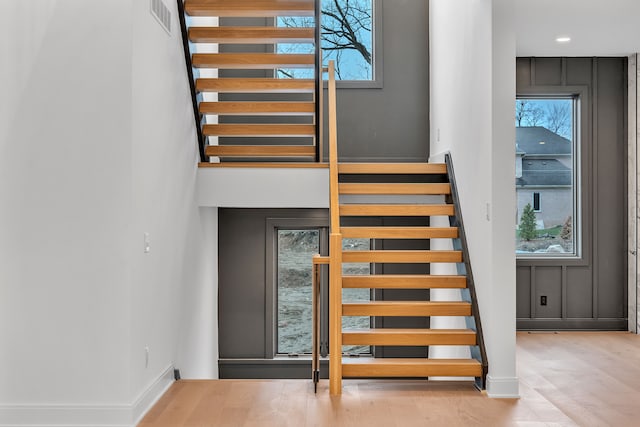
[
  {"xmin": 516, "ymin": 159, "xmax": 571, "ymax": 186},
  {"xmin": 516, "ymin": 126, "xmax": 571, "ymax": 155}
]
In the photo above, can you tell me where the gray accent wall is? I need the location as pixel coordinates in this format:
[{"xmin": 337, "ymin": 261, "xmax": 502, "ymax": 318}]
[
  {"xmin": 516, "ymin": 57, "xmax": 628, "ymax": 330},
  {"xmin": 327, "ymin": 0, "xmax": 430, "ymax": 162},
  {"xmin": 218, "ymin": 209, "xmax": 433, "ymax": 378}
]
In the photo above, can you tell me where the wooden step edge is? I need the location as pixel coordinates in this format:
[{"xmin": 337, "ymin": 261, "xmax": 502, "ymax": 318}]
[
  {"xmin": 342, "ymin": 250, "xmax": 463, "ymax": 263},
  {"xmin": 203, "ymin": 124, "xmax": 315, "ymax": 137},
  {"xmin": 185, "ymin": 1, "xmax": 315, "ymax": 18},
  {"xmin": 199, "ymin": 101, "xmax": 315, "ymax": 116},
  {"xmin": 342, "ymin": 301, "xmax": 472, "ymax": 317},
  {"xmin": 338, "ymin": 163, "xmax": 448, "ymax": 174},
  {"xmin": 340, "ymin": 226, "xmax": 459, "ymax": 239},
  {"xmin": 342, "ymin": 329, "xmax": 477, "ymax": 346},
  {"xmin": 189, "ymin": 27, "xmax": 315, "ymax": 44},
  {"xmin": 339, "ymin": 204, "xmax": 455, "ymax": 217},
  {"xmin": 338, "ymin": 183, "xmax": 451, "ymax": 195},
  {"xmin": 192, "ymin": 53, "xmax": 315, "ymax": 69},
  {"xmin": 205, "ymin": 145, "xmax": 316, "ymax": 157},
  {"xmin": 195, "ymin": 78, "xmax": 315, "ymax": 93},
  {"xmin": 342, "ymin": 358, "xmax": 482, "ymax": 378},
  {"xmin": 199, "ymin": 162, "xmax": 327, "ymax": 169},
  {"xmin": 342, "ymin": 275, "xmax": 467, "ymax": 289}
]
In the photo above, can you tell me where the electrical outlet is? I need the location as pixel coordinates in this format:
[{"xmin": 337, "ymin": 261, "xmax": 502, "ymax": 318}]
[{"xmin": 540, "ymin": 295, "xmax": 547, "ymax": 306}]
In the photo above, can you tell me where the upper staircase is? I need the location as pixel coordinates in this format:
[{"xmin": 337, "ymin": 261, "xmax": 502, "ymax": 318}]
[{"xmin": 179, "ymin": 0, "xmax": 320, "ymax": 162}]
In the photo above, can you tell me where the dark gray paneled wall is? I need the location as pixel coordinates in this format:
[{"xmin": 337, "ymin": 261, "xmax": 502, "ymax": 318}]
[
  {"xmin": 218, "ymin": 208, "xmax": 328, "ymax": 359},
  {"xmin": 329, "ymin": 0, "xmax": 430, "ymax": 161},
  {"xmin": 516, "ymin": 57, "xmax": 627, "ymax": 330}
]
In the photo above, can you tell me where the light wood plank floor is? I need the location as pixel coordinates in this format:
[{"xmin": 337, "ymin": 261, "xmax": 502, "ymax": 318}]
[{"xmin": 140, "ymin": 332, "xmax": 640, "ymax": 427}]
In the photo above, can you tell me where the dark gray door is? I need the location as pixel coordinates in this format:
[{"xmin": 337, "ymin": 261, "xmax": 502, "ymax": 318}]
[{"xmin": 515, "ymin": 57, "xmax": 627, "ymax": 330}]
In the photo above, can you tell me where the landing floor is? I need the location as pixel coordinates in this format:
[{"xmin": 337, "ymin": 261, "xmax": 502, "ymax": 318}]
[{"xmin": 139, "ymin": 332, "xmax": 640, "ymax": 426}]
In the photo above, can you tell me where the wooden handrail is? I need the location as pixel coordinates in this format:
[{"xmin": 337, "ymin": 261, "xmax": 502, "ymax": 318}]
[
  {"xmin": 328, "ymin": 61, "xmax": 340, "ymax": 234},
  {"xmin": 444, "ymin": 153, "xmax": 489, "ymax": 390},
  {"xmin": 325, "ymin": 60, "xmax": 343, "ymax": 395}
]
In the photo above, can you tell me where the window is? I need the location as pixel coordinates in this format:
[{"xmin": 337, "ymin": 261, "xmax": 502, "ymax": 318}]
[
  {"xmin": 532, "ymin": 192, "xmax": 541, "ymax": 212},
  {"xmin": 276, "ymin": 0, "xmax": 382, "ymax": 87},
  {"xmin": 277, "ymin": 229, "xmax": 320, "ymax": 355},
  {"xmin": 273, "ymin": 227, "xmax": 371, "ymax": 357},
  {"xmin": 515, "ymin": 97, "xmax": 578, "ymax": 257}
]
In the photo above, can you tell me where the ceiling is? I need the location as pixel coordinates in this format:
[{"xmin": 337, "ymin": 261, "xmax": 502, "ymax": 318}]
[{"xmin": 515, "ymin": 0, "xmax": 640, "ymax": 56}]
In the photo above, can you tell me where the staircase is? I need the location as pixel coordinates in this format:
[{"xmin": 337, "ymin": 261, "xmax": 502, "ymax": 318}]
[
  {"xmin": 178, "ymin": 0, "xmax": 487, "ymax": 396},
  {"xmin": 178, "ymin": 0, "xmax": 320, "ymax": 162},
  {"xmin": 332, "ymin": 160, "xmax": 487, "ymax": 390},
  {"xmin": 322, "ymin": 63, "xmax": 487, "ymax": 395}
]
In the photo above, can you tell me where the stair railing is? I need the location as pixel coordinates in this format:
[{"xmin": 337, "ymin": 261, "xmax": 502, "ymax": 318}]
[
  {"xmin": 444, "ymin": 153, "xmax": 489, "ymax": 389},
  {"xmin": 325, "ymin": 60, "xmax": 343, "ymax": 395},
  {"xmin": 311, "ymin": 60, "xmax": 339, "ymax": 394},
  {"xmin": 176, "ymin": 0, "xmax": 206, "ymax": 162}
]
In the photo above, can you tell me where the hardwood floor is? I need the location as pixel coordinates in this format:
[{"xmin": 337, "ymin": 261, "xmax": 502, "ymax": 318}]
[{"xmin": 139, "ymin": 332, "xmax": 640, "ymax": 427}]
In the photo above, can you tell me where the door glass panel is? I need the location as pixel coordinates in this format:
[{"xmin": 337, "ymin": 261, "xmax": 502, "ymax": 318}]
[
  {"xmin": 277, "ymin": 229, "xmax": 320, "ymax": 354},
  {"xmin": 515, "ymin": 98, "xmax": 578, "ymax": 257},
  {"xmin": 342, "ymin": 237, "xmax": 371, "ymax": 355}
]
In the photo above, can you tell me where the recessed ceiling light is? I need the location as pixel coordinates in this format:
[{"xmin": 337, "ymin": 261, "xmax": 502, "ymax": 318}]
[{"xmin": 556, "ymin": 36, "xmax": 571, "ymax": 43}]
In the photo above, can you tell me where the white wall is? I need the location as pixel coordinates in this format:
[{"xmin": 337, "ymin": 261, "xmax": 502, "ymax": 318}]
[
  {"xmin": 430, "ymin": 0, "xmax": 518, "ymax": 397},
  {"xmin": 176, "ymin": 208, "xmax": 218, "ymax": 379},
  {"xmin": 198, "ymin": 168, "xmax": 329, "ymax": 208},
  {"xmin": 0, "ymin": 0, "xmax": 211, "ymax": 425},
  {"xmin": 129, "ymin": 0, "xmax": 208, "ymax": 417},
  {"xmin": 0, "ymin": 0, "xmax": 133, "ymax": 413}
]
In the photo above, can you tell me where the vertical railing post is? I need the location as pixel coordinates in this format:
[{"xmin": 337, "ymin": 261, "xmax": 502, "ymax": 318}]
[
  {"xmin": 312, "ymin": 255, "xmax": 321, "ymax": 392},
  {"xmin": 327, "ymin": 60, "xmax": 342, "ymax": 395},
  {"xmin": 328, "ymin": 234, "xmax": 342, "ymax": 394}
]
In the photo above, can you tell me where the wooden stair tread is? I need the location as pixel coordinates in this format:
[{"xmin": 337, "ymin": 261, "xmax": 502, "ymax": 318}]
[
  {"xmin": 192, "ymin": 53, "xmax": 315, "ymax": 69},
  {"xmin": 200, "ymin": 101, "xmax": 315, "ymax": 116},
  {"xmin": 196, "ymin": 78, "xmax": 315, "ymax": 93},
  {"xmin": 342, "ymin": 250, "xmax": 462, "ymax": 263},
  {"xmin": 199, "ymin": 162, "xmax": 326, "ymax": 168},
  {"xmin": 342, "ymin": 274, "xmax": 467, "ymax": 289},
  {"xmin": 185, "ymin": 0, "xmax": 315, "ymax": 17},
  {"xmin": 189, "ymin": 26, "xmax": 315, "ymax": 44},
  {"xmin": 340, "ymin": 226, "xmax": 458, "ymax": 239},
  {"xmin": 342, "ymin": 358, "xmax": 482, "ymax": 378},
  {"xmin": 338, "ymin": 163, "xmax": 447, "ymax": 174},
  {"xmin": 205, "ymin": 145, "xmax": 315, "ymax": 157},
  {"xmin": 342, "ymin": 328, "xmax": 477, "ymax": 346},
  {"xmin": 339, "ymin": 204, "xmax": 454, "ymax": 217},
  {"xmin": 203, "ymin": 124, "xmax": 315, "ymax": 137},
  {"xmin": 342, "ymin": 301, "xmax": 471, "ymax": 317},
  {"xmin": 339, "ymin": 183, "xmax": 451, "ymax": 195}
]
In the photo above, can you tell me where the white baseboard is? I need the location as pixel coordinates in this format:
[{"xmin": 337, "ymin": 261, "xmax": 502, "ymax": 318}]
[
  {"xmin": 486, "ymin": 375, "xmax": 520, "ymax": 398},
  {"xmin": 0, "ymin": 404, "xmax": 131, "ymax": 427},
  {"xmin": 132, "ymin": 365, "xmax": 175, "ymax": 425},
  {"xmin": 0, "ymin": 365, "xmax": 174, "ymax": 427}
]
